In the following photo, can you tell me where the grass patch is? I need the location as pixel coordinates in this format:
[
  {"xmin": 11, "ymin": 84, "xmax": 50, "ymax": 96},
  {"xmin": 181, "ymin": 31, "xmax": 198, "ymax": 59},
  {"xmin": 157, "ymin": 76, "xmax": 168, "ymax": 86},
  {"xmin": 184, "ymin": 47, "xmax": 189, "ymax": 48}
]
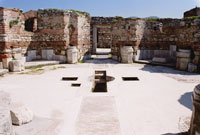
[
  {"xmin": 58, "ymin": 66, "xmax": 66, "ymax": 68},
  {"xmin": 185, "ymin": 16, "xmax": 200, "ymax": 19},
  {"xmin": 25, "ymin": 65, "xmax": 43, "ymax": 70},
  {"xmin": 79, "ymin": 59, "xmax": 84, "ymax": 63}
]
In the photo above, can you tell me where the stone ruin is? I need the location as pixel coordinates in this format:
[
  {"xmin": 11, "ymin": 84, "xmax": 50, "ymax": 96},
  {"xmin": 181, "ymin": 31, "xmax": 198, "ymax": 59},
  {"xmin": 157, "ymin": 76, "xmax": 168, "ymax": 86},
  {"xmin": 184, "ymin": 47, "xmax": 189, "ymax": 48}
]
[{"xmin": 0, "ymin": 6, "xmax": 200, "ymax": 73}]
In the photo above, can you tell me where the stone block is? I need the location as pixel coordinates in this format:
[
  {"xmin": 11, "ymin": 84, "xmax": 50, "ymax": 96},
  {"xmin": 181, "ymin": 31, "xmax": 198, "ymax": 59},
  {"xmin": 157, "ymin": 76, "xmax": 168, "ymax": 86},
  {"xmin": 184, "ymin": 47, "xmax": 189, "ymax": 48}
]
[
  {"xmin": 112, "ymin": 55, "xmax": 118, "ymax": 61},
  {"xmin": 170, "ymin": 45, "xmax": 177, "ymax": 52},
  {"xmin": 10, "ymin": 103, "xmax": 33, "ymax": 126},
  {"xmin": 67, "ymin": 47, "xmax": 78, "ymax": 64},
  {"xmin": 176, "ymin": 57, "xmax": 190, "ymax": 71},
  {"xmin": 120, "ymin": 46, "xmax": 133, "ymax": 63},
  {"xmin": 13, "ymin": 53, "xmax": 22, "ymax": 60},
  {"xmin": 27, "ymin": 50, "xmax": 36, "ymax": 61},
  {"xmin": 0, "ymin": 62, "xmax": 3, "ymax": 69},
  {"xmin": 154, "ymin": 50, "xmax": 169, "ymax": 58},
  {"xmin": 53, "ymin": 55, "xmax": 67, "ymax": 63},
  {"xmin": 36, "ymin": 56, "xmax": 42, "ymax": 60},
  {"xmin": 9, "ymin": 60, "xmax": 23, "ymax": 72},
  {"xmin": 176, "ymin": 52, "xmax": 191, "ymax": 58},
  {"xmin": 179, "ymin": 49, "xmax": 191, "ymax": 53},
  {"xmin": 188, "ymin": 63, "xmax": 198, "ymax": 73},
  {"xmin": 152, "ymin": 57, "xmax": 167, "ymax": 63},
  {"xmin": 42, "ymin": 49, "xmax": 54, "ymax": 60},
  {"xmin": 2, "ymin": 58, "xmax": 12, "ymax": 69}
]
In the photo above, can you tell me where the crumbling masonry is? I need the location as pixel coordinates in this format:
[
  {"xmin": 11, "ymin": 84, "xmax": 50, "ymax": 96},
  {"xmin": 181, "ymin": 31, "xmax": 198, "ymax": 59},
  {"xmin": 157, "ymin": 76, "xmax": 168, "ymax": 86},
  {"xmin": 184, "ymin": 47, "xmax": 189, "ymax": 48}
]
[{"xmin": 0, "ymin": 7, "xmax": 200, "ymax": 72}]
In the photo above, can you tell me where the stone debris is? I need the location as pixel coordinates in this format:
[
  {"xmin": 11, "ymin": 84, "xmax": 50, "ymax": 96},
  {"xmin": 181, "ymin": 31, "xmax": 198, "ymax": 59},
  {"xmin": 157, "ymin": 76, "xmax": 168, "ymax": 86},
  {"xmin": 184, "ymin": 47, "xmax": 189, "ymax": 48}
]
[
  {"xmin": 0, "ymin": 91, "xmax": 14, "ymax": 135},
  {"xmin": 9, "ymin": 60, "xmax": 24, "ymax": 72},
  {"xmin": 10, "ymin": 103, "xmax": 33, "ymax": 126}
]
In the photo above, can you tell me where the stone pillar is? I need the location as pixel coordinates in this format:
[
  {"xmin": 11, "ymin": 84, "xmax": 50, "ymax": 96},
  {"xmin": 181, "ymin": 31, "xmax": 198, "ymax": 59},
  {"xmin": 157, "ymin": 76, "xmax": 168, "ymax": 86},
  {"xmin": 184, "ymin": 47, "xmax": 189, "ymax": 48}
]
[
  {"xmin": 190, "ymin": 84, "xmax": 200, "ymax": 135},
  {"xmin": 120, "ymin": 46, "xmax": 134, "ymax": 63},
  {"xmin": 193, "ymin": 51, "xmax": 200, "ymax": 65},
  {"xmin": 92, "ymin": 27, "xmax": 97, "ymax": 54},
  {"xmin": 9, "ymin": 60, "xmax": 24, "ymax": 72},
  {"xmin": 176, "ymin": 49, "xmax": 191, "ymax": 71},
  {"xmin": 67, "ymin": 46, "xmax": 78, "ymax": 64}
]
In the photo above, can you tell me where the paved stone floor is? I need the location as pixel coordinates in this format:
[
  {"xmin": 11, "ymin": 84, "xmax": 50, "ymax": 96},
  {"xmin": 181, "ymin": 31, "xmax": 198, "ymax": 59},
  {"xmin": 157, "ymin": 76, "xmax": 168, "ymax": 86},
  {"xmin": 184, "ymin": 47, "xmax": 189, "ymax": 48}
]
[{"xmin": 0, "ymin": 59, "xmax": 199, "ymax": 135}]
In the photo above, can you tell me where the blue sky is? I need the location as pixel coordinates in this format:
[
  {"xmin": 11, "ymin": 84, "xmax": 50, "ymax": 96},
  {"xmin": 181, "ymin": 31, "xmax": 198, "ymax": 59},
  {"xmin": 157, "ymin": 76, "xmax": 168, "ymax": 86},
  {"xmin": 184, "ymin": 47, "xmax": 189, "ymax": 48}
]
[{"xmin": 0, "ymin": 0, "xmax": 199, "ymax": 18}]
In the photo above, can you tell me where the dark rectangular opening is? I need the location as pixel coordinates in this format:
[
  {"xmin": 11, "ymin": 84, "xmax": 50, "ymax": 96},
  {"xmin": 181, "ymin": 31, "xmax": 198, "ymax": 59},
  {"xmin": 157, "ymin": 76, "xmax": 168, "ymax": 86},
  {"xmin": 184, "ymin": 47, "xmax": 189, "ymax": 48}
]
[
  {"xmin": 92, "ymin": 70, "xmax": 107, "ymax": 92},
  {"xmin": 62, "ymin": 77, "xmax": 78, "ymax": 81},
  {"xmin": 71, "ymin": 83, "xmax": 81, "ymax": 87},
  {"xmin": 93, "ymin": 82, "xmax": 107, "ymax": 92},
  {"xmin": 122, "ymin": 77, "xmax": 139, "ymax": 81}
]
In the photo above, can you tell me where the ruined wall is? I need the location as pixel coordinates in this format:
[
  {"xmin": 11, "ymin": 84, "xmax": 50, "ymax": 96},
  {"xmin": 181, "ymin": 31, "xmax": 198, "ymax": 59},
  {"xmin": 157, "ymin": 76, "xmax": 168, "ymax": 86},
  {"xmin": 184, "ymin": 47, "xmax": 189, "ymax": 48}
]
[
  {"xmin": 29, "ymin": 9, "xmax": 69, "ymax": 59},
  {"xmin": 77, "ymin": 14, "xmax": 90, "ymax": 57},
  {"xmin": 0, "ymin": 7, "xmax": 33, "ymax": 62},
  {"xmin": 91, "ymin": 17, "xmax": 119, "ymax": 49},
  {"xmin": 0, "ymin": 7, "xmax": 91, "ymax": 64},
  {"xmin": 184, "ymin": 7, "xmax": 200, "ymax": 18},
  {"xmin": 92, "ymin": 17, "xmax": 200, "ymax": 68},
  {"xmin": 111, "ymin": 18, "xmax": 145, "ymax": 58}
]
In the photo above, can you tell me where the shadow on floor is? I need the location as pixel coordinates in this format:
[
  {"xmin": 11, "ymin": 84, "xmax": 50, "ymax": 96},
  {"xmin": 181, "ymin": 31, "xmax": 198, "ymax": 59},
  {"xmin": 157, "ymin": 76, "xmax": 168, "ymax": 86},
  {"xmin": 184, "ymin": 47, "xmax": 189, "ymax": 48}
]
[
  {"xmin": 140, "ymin": 65, "xmax": 199, "ymax": 76},
  {"xmin": 178, "ymin": 92, "xmax": 193, "ymax": 111},
  {"xmin": 84, "ymin": 59, "xmax": 119, "ymax": 64},
  {"xmin": 161, "ymin": 132, "xmax": 188, "ymax": 135}
]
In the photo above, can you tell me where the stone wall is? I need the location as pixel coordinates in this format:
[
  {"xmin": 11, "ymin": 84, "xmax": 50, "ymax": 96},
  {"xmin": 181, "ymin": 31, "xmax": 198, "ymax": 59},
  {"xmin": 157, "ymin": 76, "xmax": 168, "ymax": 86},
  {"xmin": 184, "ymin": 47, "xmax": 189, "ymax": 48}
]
[
  {"xmin": 91, "ymin": 17, "xmax": 119, "ymax": 50},
  {"xmin": 184, "ymin": 7, "xmax": 200, "ymax": 18},
  {"xmin": 0, "ymin": 7, "xmax": 91, "ymax": 65}
]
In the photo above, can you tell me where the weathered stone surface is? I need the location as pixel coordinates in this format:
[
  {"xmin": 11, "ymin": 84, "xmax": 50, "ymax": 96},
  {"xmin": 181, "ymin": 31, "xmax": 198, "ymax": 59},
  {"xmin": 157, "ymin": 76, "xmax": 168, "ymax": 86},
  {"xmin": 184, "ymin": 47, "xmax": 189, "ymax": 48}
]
[
  {"xmin": 10, "ymin": 103, "xmax": 33, "ymax": 126},
  {"xmin": 176, "ymin": 57, "xmax": 191, "ymax": 71},
  {"xmin": 188, "ymin": 63, "xmax": 198, "ymax": 73},
  {"xmin": 13, "ymin": 53, "xmax": 22, "ymax": 60},
  {"xmin": 0, "ymin": 62, "xmax": 3, "ymax": 69},
  {"xmin": 2, "ymin": 58, "xmax": 12, "ymax": 69},
  {"xmin": 0, "ymin": 91, "xmax": 14, "ymax": 135},
  {"xmin": 189, "ymin": 84, "xmax": 200, "ymax": 135},
  {"xmin": 42, "ymin": 49, "xmax": 54, "ymax": 60},
  {"xmin": 152, "ymin": 57, "xmax": 167, "ymax": 63},
  {"xmin": 9, "ymin": 60, "xmax": 23, "ymax": 72},
  {"xmin": 53, "ymin": 55, "xmax": 67, "ymax": 63},
  {"xmin": 176, "ymin": 52, "xmax": 191, "ymax": 58},
  {"xmin": 0, "ymin": 106, "xmax": 14, "ymax": 135},
  {"xmin": 67, "ymin": 46, "xmax": 78, "ymax": 64},
  {"xmin": 26, "ymin": 50, "xmax": 36, "ymax": 62},
  {"xmin": 120, "ymin": 46, "xmax": 133, "ymax": 63},
  {"xmin": 0, "ymin": 91, "xmax": 11, "ymax": 106}
]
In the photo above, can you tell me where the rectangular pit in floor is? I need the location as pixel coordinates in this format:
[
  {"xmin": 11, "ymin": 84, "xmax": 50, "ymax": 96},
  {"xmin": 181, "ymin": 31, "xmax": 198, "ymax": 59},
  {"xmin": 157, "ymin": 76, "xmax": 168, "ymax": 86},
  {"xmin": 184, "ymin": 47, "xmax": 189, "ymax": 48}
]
[{"xmin": 122, "ymin": 77, "xmax": 139, "ymax": 81}]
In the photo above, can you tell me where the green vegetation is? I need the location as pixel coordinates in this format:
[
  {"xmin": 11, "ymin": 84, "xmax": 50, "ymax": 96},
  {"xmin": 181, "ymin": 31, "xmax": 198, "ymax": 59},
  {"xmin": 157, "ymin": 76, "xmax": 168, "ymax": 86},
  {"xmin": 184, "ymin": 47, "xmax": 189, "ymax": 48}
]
[
  {"xmin": 71, "ymin": 10, "xmax": 90, "ymax": 17},
  {"xmin": 147, "ymin": 18, "xmax": 159, "ymax": 22},
  {"xmin": 9, "ymin": 19, "xmax": 19, "ymax": 28},
  {"xmin": 79, "ymin": 59, "xmax": 84, "ymax": 63},
  {"xmin": 58, "ymin": 66, "xmax": 66, "ymax": 68},
  {"xmin": 68, "ymin": 24, "xmax": 74, "ymax": 29},
  {"xmin": 115, "ymin": 16, "xmax": 124, "ymax": 19},
  {"xmin": 25, "ymin": 65, "xmax": 43, "ymax": 70},
  {"xmin": 185, "ymin": 16, "xmax": 200, "ymax": 19}
]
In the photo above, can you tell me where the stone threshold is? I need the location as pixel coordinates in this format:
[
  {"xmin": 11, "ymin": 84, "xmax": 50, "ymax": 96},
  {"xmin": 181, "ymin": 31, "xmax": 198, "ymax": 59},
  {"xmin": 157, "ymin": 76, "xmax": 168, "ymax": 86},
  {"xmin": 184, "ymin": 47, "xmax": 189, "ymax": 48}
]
[{"xmin": 25, "ymin": 60, "xmax": 60, "ymax": 68}]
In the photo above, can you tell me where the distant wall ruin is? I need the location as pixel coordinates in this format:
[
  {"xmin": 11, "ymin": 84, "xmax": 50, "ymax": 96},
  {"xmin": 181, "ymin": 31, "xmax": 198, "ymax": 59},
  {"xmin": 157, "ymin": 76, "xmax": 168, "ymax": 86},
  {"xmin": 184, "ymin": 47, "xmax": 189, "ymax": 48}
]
[
  {"xmin": 0, "ymin": 6, "xmax": 200, "ymax": 72},
  {"xmin": 0, "ymin": 7, "xmax": 90, "ymax": 63}
]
